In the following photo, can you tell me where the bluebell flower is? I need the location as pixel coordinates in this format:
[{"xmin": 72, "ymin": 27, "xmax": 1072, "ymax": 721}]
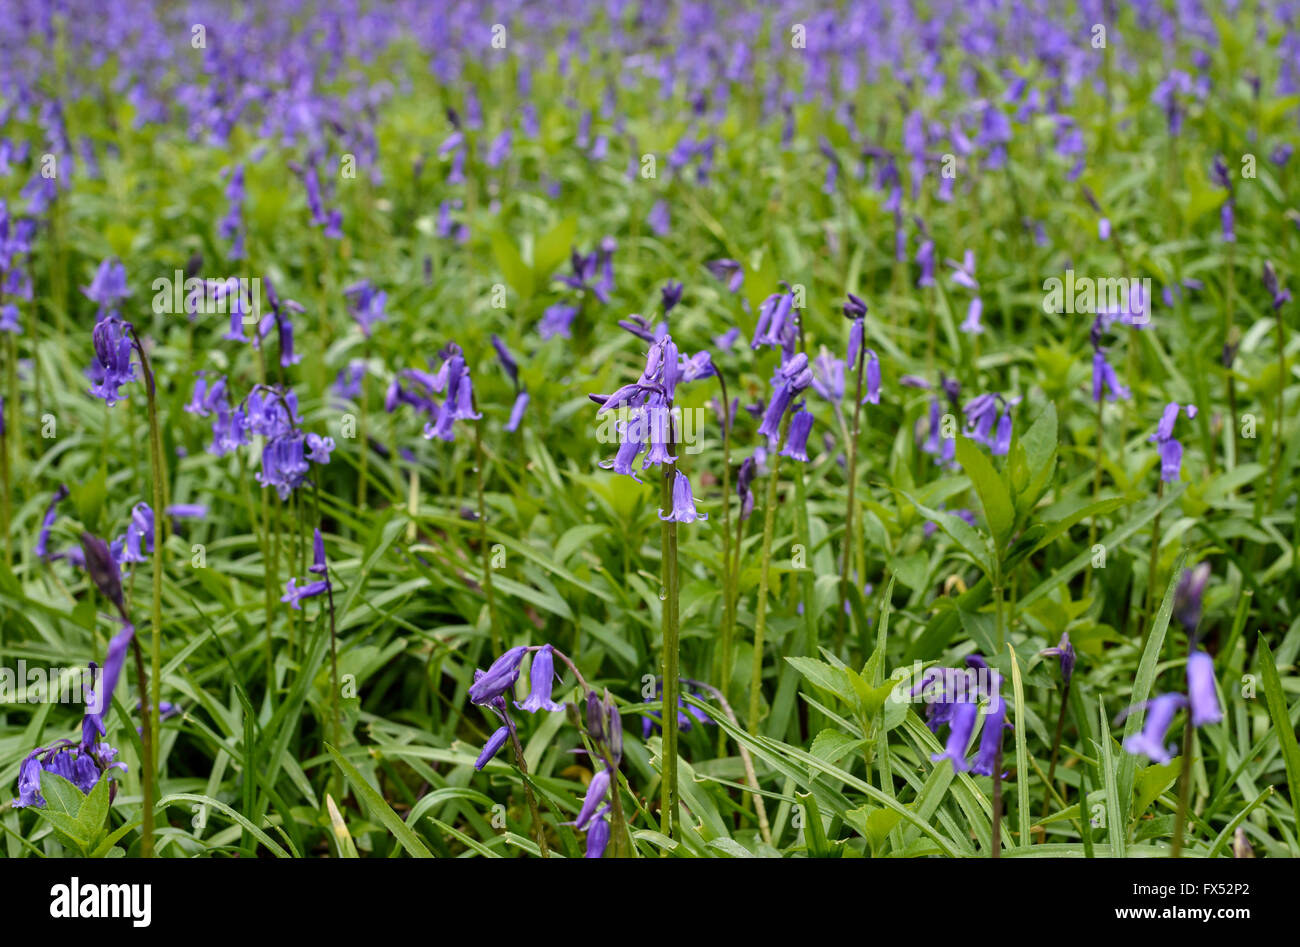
[
  {"xmin": 35, "ymin": 485, "xmax": 68, "ymax": 560},
  {"xmin": 87, "ymin": 317, "xmax": 137, "ymax": 405},
  {"xmin": 1149, "ymin": 401, "xmax": 1196, "ymax": 482},
  {"xmin": 661, "ymin": 280, "xmax": 683, "ymax": 314},
  {"xmin": 505, "ymin": 390, "xmax": 530, "ymax": 432},
  {"xmin": 585, "ymin": 815, "xmax": 611, "ymax": 858},
  {"xmin": 931, "ymin": 700, "xmax": 978, "ymax": 772},
  {"xmin": 81, "ymin": 258, "xmax": 129, "ymax": 316},
  {"xmin": 258, "ymin": 434, "xmax": 310, "ymax": 499},
  {"xmin": 572, "ymin": 767, "xmax": 611, "ymax": 831},
  {"xmin": 344, "ymin": 280, "xmax": 387, "ymax": 337},
  {"xmin": 1173, "ymin": 563, "xmax": 1211, "ymax": 632},
  {"xmin": 863, "ymin": 349, "xmax": 881, "ymax": 404},
  {"xmin": 469, "ymin": 647, "xmax": 528, "ymax": 706},
  {"xmin": 1187, "ymin": 651, "xmax": 1222, "ymax": 727},
  {"xmin": 659, "ymin": 471, "xmax": 707, "ymax": 523},
  {"xmin": 705, "ymin": 259, "xmax": 743, "ymax": 293},
  {"xmin": 539, "ymin": 303, "xmax": 578, "ymax": 340},
  {"xmin": 1122, "ymin": 694, "xmax": 1187, "ymax": 764},
  {"xmin": 516, "ymin": 645, "xmax": 566, "ymax": 714},
  {"xmin": 780, "ymin": 409, "xmax": 814, "ymax": 462},
  {"xmin": 736, "ymin": 456, "xmax": 758, "ymax": 521},
  {"xmin": 474, "ymin": 726, "xmax": 510, "ymax": 771},
  {"xmin": 1040, "ymin": 632, "xmax": 1077, "ymax": 685}
]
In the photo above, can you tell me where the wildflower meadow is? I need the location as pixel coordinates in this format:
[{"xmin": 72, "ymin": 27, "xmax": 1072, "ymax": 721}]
[{"xmin": 0, "ymin": 0, "xmax": 1295, "ymax": 920}]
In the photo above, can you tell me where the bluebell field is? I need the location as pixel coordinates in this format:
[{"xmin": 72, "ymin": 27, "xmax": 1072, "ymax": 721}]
[{"xmin": 0, "ymin": 0, "xmax": 1296, "ymax": 860}]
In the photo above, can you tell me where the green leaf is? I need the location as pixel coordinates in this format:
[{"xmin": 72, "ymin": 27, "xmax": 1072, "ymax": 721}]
[
  {"xmin": 324, "ymin": 744, "xmax": 435, "ymax": 858},
  {"xmin": 491, "ymin": 231, "xmax": 535, "ymax": 300},
  {"xmin": 77, "ymin": 774, "xmax": 112, "ymax": 844},
  {"xmin": 533, "ymin": 216, "xmax": 577, "ymax": 281},
  {"xmin": 1257, "ymin": 635, "xmax": 1300, "ymax": 835},
  {"xmin": 1096, "ymin": 698, "xmax": 1126, "ymax": 858},
  {"xmin": 956, "ymin": 436, "xmax": 1015, "ymax": 550}
]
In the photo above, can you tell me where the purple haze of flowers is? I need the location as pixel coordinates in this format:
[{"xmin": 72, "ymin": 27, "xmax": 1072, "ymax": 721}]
[
  {"xmin": 539, "ymin": 303, "xmax": 578, "ymax": 340},
  {"xmin": 705, "ymin": 259, "xmax": 743, "ymax": 293},
  {"xmin": 81, "ymin": 258, "xmax": 129, "ymax": 318},
  {"xmin": 1091, "ymin": 317, "xmax": 1131, "ymax": 402},
  {"xmin": 648, "ymin": 199, "xmax": 670, "ymax": 236},
  {"xmin": 343, "ymin": 280, "xmax": 387, "ymax": 337}
]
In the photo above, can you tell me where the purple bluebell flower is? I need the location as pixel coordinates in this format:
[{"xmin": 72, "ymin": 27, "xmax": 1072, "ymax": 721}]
[
  {"xmin": 1041, "ymin": 632, "xmax": 1077, "ymax": 685},
  {"xmin": 1186, "ymin": 651, "xmax": 1222, "ymax": 727},
  {"xmin": 1122, "ymin": 694, "xmax": 1187, "ymax": 764},
  {"xmin": 758, "ymin": 352, "xmax": 812, "ymax": 441},
  {"xmin": 491, "ymin": 335, "xmax": 518, "ymax": 386},
  {"xmin": 1262, "ymin": 262, "xmax": 1290, "ymax": 311},
  {"xmin": 659, "ymin": 471, "xmax": 707, "ymax": 523},
  {"xmin": 81, "ymin": 258, "xmax": 129, "ymax": 316},
  {"xmin": 931, "ymin": 700, "xmax": 978, "ymax": 772},
  {"xmin": 661, "ymin": 280, "xmax": 683, "ymax": 314},
  {"xmin": 648, "ymin": 200, "xmax": 670, "ymax": 237},
  {"xmin": 258, "ymin": 434, "xmax": 310, "ymax": 499},
  {"xmin": 35, "ymin": 485, "xmax": 68, "ymax": 560},
  {"xmin": 585, "ymin": 815, "xmax": 610, "ymax": 858},
  {"xmin": 1173, "ymin": 563, "xmax": 1211, "ymax": 633},
  {"xmin": 475, "ymin": 726, "xmax": 510, "ymax": 771},
  {"xmin": 539, "ymin": 303, "xmax": 578, "ymax": 340},
  {"xmin": 1149, "ymin": 401, "xmax": 1196, "ymax": 482},
  {"xmin": 505, "ymin": 390, "xmax": 530, "ymax": 432},
  {"xmin": 573, "ymin": 767, "xmax": 611, "ymax": 831},
  {"xmin": 516, "ymin": 644, "xmax": 565, "ymax": 714},
  {"xmin": 780, "ymin": 409, "xmax": 814, "ymax": 462},
  {"xmin": 344, "ymin": 280, "xmax": 387, "ymax": 337},
  {"xmin": 469, "ymin": 646, "xmax": 528, "ymax": 705},
  {"xmin": 863, "ymin": 350, "xmax": 881, "ymax": 404},
  {"xmin": 736, "ymin": 456, "xmax": 757, "ymax": 521},
  {"xmin": 87, "ymin": 317, "xmax": 137, "ymax": 405},
  {"xmin": 705, "ymin": 259, "xmax": 743, "ymax": 293},
  {"xmin": 334, "ymin": 361, "xmax": 365, "ymax": 400},
  {"xmin": 80, "ymin": 532, "xmax": 125, "ymax": 615}
]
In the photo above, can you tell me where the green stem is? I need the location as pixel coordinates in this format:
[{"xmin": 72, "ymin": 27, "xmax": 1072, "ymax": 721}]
[
  {"xmin": 473, "ymin": 412, "xmax": 500, "ymax": 654},
  {"xmin": 748, "ymin": 415, "xmax": 790, "ymax": 732},
  {"xmin": 659, "ymin": 458, "xmax": 681, "ymax": 840},
  {"xmin": 1171, "ymin": 716, "xmax": 1195, "ymax": 857}
]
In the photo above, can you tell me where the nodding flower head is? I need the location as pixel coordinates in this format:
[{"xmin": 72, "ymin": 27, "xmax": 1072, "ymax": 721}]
[
  {"xmin": 736, "ymin": 456, "xmax": 758, "ymax": 521},
  {"xmin": 80, "ymin": 532, "xmax": 125, "ymax": 615},
  {"xmin": 1149, "ymin": 401, "xmax": 1196, "ymax": 482},
  {"xmin": 1173, "ymin": 562, "xmax": 1211, "ymax": 633},
  {"xmin": 661, "ymin": 280, "xmax": 683, "ymax": 314},
  {"xmin": 779, "ymin": 408, "xmax": 814, "ymax": 462},
  {"xmin": 659, "ymin": 471, "xmax": 707, "ymax": 524},
  {"xmin": 516, "ymin": 644, "xmax": 566, "ymax": 714},
  {"xmin": 1040, "ymin": 632, "xmax": 1077, "ymax": 685},
  {"xmin": 1121, "ymin": 693, "xmax": 1187, "ymax": 764},
  {"xmin": 705, "ymin": 259, "xmax": 744, "ymax": 293},
  {"xmin": 469, "ymin": 646, "xmax": 529, "ymax": 706},
  {"xmin": 1186, "ymin": 650, "xmax": 1222, "ymax": 727},
  {"xmin": 88, "ymin": 317, "xmax": 137, "ymax": 405},
  {"xmin": 1262, "ymin": 261, "xmax": 1290, "ymax": 311}
]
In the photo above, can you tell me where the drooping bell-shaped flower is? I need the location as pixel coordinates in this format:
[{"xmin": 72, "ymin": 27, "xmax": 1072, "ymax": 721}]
[
  {"xmin": 1186, "ymin": 651, "xmax": 1222, "ymax": 727},
  {"xmin": 659, "ymin": 471, "xmax": 707, "ymax": 523},
  {"xmin": 516, "ymin": 645, "xmax": 565, "ymax": 714},
  {"xmin": 1121, "ymin": 693, "xmax": 1188, "ymax": 764},
  {"xmin": 1040, "ymin": 631, "xmax": 1077, "ymax": 685},
  {"xmin": 780, "ymin": 409, "xmax": 814, "ymax": 462},
  {"xmin": 474, "ymin": 726, "xmax": 510, "ymax": 771},
  {"xmin": 468, "ymin": 646, "xmax": 528, "ymax": 706},
  {"xmin": 931, "ymin": 700, "xmax": 978, "ymax": 772},
  {"xmin": 1173, "ymin": 563, "xmax": 1211, "ymax": 632}
]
